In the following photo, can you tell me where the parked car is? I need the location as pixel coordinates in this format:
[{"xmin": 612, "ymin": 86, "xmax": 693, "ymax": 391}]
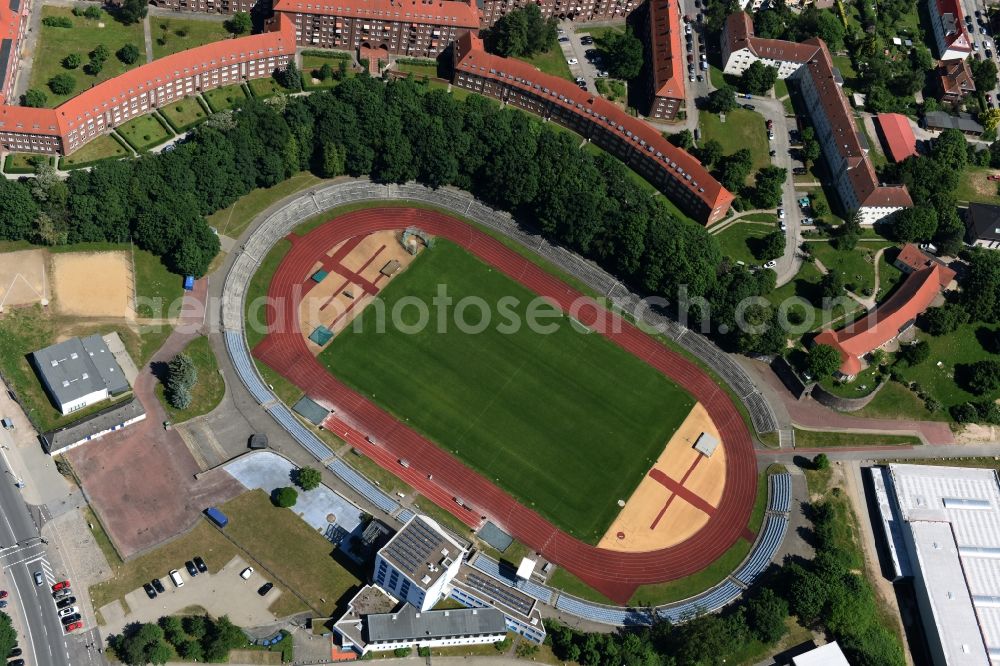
[
  {"xmin": 920, "ymin": 243, "xmax": 939, "ymax": 253},
  {"xmin": 57, "ymin": 607, "xmax": 79, "ymax": 618},
  {"xmin": 988, "ymin": 49, "xmax": 994, "ymax": 59},
  {"xmin": 769, "ymin": 150, "xmax": 776, "ymax": 156},
  {"xmin": 743, "ymin": 93, "xmax": 752, "ymax": 99},
  {"xmin": 151, "ymin": 578, "xmax": 165, "ymax": 594},
  {"xmin": 8, "ymin": 660, "xmax": 23, "ymax": 666},
  {"xmin": 143, "ymin": 583, "xmax": 157, "ymax": 600},
  {"xmin": 258, "ymin": 582, "xmax": 274, "ymax": 596},
  {"xmin": 766, "ymin": 119, "xmax": 774, "ymax": 129},
  {"xmin": 558, "ymin": 36, "xmax": 569, "ymax": 43},
  {"xmin": 743, "ymin": 103, "xmax": 755, "ymax": 110},
  {"xmin": 60, "ymin": 614, "xmax": 81, "ymax": 626},
  {"xmin": 687, "ymin": 54, "xmax": 694, "ymax": 63},
  {"xmin": 988, "ymin": 174, "xmax": 1000, "ymax": 181},
  {"xmin": 0, "ymin": 602, "xmax": 7, "ymax": 609},
  {"xmin": 56, "ymin": 597, "xmax": 76, "ymax": 609},
  {"xmin": 51, "ymin": 581, "xmax": 70, "ymax": 591},
  {"xmin": 700, "ymin": 61, "xmax": 708, "ymax": 70},
  {"xmin": 597, "ymin": 70, "xmax": 609, "ymax": 77},
  {"xmin": 33, "ymin": 572, "xmax": 43, "ymax": 586},
  {"xmin": 53, "ymin": 589, "xmax": 72, "ymax": 599},
  {"xmin": 764, "ymin": 260, "xmax": 778, "ymax": 269},
  {"xmin": 696, "ymin": 74, "xmax": 704, "ymax": 82},
  {"xmin": 64, "ymin": 622, "xmax": 83, "ymax": 634},
  {"xmin": 8, "ymin": 649, "xmax": 21, "ymax": 658},
  {"xmin": 581, "ymin": 36, "xmax": 593, "ymax": 45},
  {"xmin": 567, "ymin": 58, "xmax": 579, "ymax": 65},
  {"xmin": 194, "ymin": 557, "xmax": 207, "ymax": 573},
  {"xmin": 585, "ymin": 48, "xmax": 598, "ymax": 58},
  {"xmin": 182, "ymin": 561, "xmax": 196, "ymax": 577},
  {"xmin": 777, "ymin": 208, "xmax": 785, "ymax": 219}
]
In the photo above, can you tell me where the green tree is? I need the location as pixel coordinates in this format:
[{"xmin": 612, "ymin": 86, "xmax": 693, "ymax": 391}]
[
  {"xmin": 746, "ymin": 587, "xmax": 789, "ymax": 643},
  {"xmin": 705, "ymin": 84, "xmax": 737, "ymax": 114},
  {"xmin": 755, "ymin": 230, "xmax": 785, "ymax": 262},
  {"xmin": 111, "ymin": 622, "xmax": 171, "ymax": 666},
  {"xmin": 971, "ymin": 59, "xmax": 999, "ymax": 97},
  {"xmin": 0, "ymin": 180, "xmax": 39, "ymax": 240},
  {"xmin": 48, "ymin": 73, "xmax": 76, "ymax": 95},
  {"xmin": 0, "ymin": 613, "xmax": 17, "ymax": 664},
  {"xmin": 931, "ymin": 128, "xmax": 969, "ymax": 172},
  {"xmin": 811, "ymin": 8, "xmax": 846, "ymax": 50},
  {"xmin": 182, "ymin": 615, "xmax": 208, "ymax": 640},
  {"xmin": 921, "ymin": 303, "xmax": 969, "ymax": 335},
  {"xmin": 819, "ymin": 270, "xmax": 844, "ymax": 298},
  {"xmin": 667, "ymin": 128, "xmax": 693, "ymax": 149},
  {"xmin": 740, "ymin": 61, "xmax": 779, "ymax": 95},
  {"xmin": 801, "ymin": 126, "xmax": 821, "ymax": 164},
  {"xmin": 813, "ymin": 453, "xmax": 830, "ymax": 469},
  {"xmin": 898, "ymin": 339, "xmax": 930, "ymax": 366},
  {"xmin": 21, "ymin": 88, "xmax": 47, "ymax": 107},
  {"xmin": 118, "ymin": 0, "xmax": 148, "ymax": 24},
  {"xmin": 294, "ymin": 466, "xmax": 322, "ymax": 490},
  {"xmin": 158, "ymin": 616, "xmax": 185, "ymax": 647},
  {"xmin": 718, "ymin": 147, "xmax": 754, "ymax": 191},
  {"xmin": 602, "ymin": 27, "xmax": 644, "ymax": 80},
  {"xmin": 892, "ymin": 206, "xmax": 937, "ymax": 242},
  {"xmin": 117, "ymin": 43, "xmax": 141, "ymax": 65},
  {"xmin": 272, "ymin": 486, "xmax": 298, "ymax": 507},
  {"xmin": 224, "ymin": 11, "xmax": 252, "ymax": 35},
  {"xmin": 808, "ymin": 343, "xmax": 842, "ymax": 378},
  {"xmin": 317, "ymin": 62, "xmax": 333, "ymax": 81},
  {"xmin": 84, "ymin": 5, "xmax": 103, "ymax": 19},
  {"xmin": 166, "ymin": 352, "xmax": 198, "ymax": 409},
  {"xmin": 750, "ymin": 165, "xmax": 787, "ymax": 209},
  {"xmin": 964, "ymin": 359, "xmax": 1000, "ymax": 394},
  {"xmin": 695, "ymin": 138, "xmax": 724, "ymax": 166},
  {"xmin": 276, "ymin": 62, "xmax": 302, "ymax": 91},
  {"xmin": 484, "ymin": 5, "xmax": 555, "ymax": 57},
  {"xmin": 62, "ymin": 53, "xmax": 81, "ymax": 69}
]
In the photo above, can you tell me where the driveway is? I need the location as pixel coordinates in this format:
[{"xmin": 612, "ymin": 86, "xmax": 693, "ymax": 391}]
[{"xmin": 102, "ymin": 556, "xmax": 280, "ymax": 635}]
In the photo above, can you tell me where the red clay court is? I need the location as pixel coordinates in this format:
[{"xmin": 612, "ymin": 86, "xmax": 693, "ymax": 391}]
[{"xmin": 253, "ymin": 208, "xmax": 758, "ymax": 603}]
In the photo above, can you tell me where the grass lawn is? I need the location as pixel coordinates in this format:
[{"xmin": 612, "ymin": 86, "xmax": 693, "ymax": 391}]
[
  {"xmin": 854, "ymin": 379, "xmax": 948, "ymax": 422},
  {"xmin": 155, "ymin": 336, "xmax": 225, "ymax": 422},
  {"xmin": 519, "ymin": 42, "xmax": 573, "ymax": 81},
  {"xmin": 116, "ymin": 114, "xmax": 173, "ymax": 152},
  {"xmin": 793, "ymin": 428, "xmax": 920, "ymax": 447},
  {"xmin": 818, "ymin": 363, "xmax": 882, "ymax": 398},
  {"xmin": 698, "ymin": 109, "xmax": 769, "ymax": 183},
  {"xmin": 29, "ymin": 6, "xmax": 144, "ymax": 108},
  {"xmin": 709, "ymin": 65, "xmax": 726, "ymax": 89},
  {"xmin": 220, "ymin": 490, "xmax": 364, "ymax": 616},
  {"xmin": 245, "ymin": 239, "xmax": 292, "ymax": 349},
  {"xmin": 892, "ymin": 322, "xmax": 1000, "ymax": 410},
  {"xmin": 318, "ymin": 241, "xmax": 695, "ymax": 542},
  {"xmin": 248, "ymin": 77, "xmax": 286, "ymax": 99},
  {"xmin": 715, "ymin": 222, "xmax": 775, "ymax": 265},
  {"xmin": 831, "ymin": 55, "xmax": 859, "ymax": 95},
  {"xmin": 132, "ymin": 246, "xmax": 185, "ymax": 316},
  {"xmin": 206, "ymin": 171, "xmax": 323, "ymax": 239},
  {"xmin": 158, "ymin": 96, "xmax": 209, "ymax": 132},
  {"xmin": 58, "ymin": 135, "xmax": 129, "ymax": 169},
  {"xmin": 773, "ymin": 78, "xmax": 789, "ymax": 99},
  {"xmin": 807, "ymin": 239, "xmax": 894, "ymax": 297},
  {"xmin": 302, "ymin": 55, "xmax": 354, "ymax": 89},
  {"xmin": 3, "ymin": 153, "xmax": 51, "ymax": 174},
  {"xmin": 203, "ymin": 84, "xmax": 248, "ymax": 112},
  {"xmin": 856, "ymin": 114, "xmax": 887, "ymax": 169},
  {"xmin": 151, "ymin": 17, "xmax": 230, "ymax": 59},
  {"xmin": 765, "ymin": 260, "xmax": 862, "ymax": 334},
  {"xmin": 955, "ymin": 166, "xmax": 1000, "ymax": 205},
  {"xmin": 395, "ymin": 61, "xmax": 439, "ymax": 79},
  {"xmin": 578, "ymin": 26, "xmax": 624, "ymax": 40}
]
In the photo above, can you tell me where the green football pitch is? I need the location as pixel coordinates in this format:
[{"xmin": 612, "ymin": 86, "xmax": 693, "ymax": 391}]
[{"xmin": 319, "ymin": 241, "xmax": 695, "ymax": 542}]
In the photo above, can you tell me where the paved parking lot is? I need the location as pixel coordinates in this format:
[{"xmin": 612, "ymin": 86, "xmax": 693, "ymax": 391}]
[{"xmin": 101, "ymin": 556, "xmax": 280, "ymax": 635}]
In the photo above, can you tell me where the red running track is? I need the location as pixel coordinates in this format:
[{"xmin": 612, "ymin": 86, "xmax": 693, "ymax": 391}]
[{"xmin": 253, "ymin": 208, "xmax": 758, "ymax": 604}]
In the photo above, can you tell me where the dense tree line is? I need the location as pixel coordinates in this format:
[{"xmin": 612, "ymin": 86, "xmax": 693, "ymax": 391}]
[
  {"xmin": 109, "ymin": 615, "xmax": 248, "ymax": 665},
  {"xmin": 1, "ymin": 74, "xmax": 789, "ymax": 351},
  {"xmin": 754, "ymin": 1, "xmax": 846, "ymax": 50},
  {"xmin": 481, "ymin": 5, "xmax": 557, "ymax": 58}
]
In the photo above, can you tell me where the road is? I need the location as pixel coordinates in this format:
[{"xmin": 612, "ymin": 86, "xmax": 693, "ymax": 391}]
[
  {"xmin": 960, "ymin": 0, "xmax": 1000, "ymax": 106},
  {"xmin": 0, "ymin": 444, "xmax": 71, "ymax": 666}
]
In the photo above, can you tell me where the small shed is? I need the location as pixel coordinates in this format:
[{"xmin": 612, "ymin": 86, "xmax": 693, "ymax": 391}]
[
  {"xmin": 380, "ymin": 260, "xmax": 402, "ymax": 277},
  {"xmin": 693, "ymin": 432, "xmax": 720, "ymax": 458},
  {"xmin": 309, "ymin": 325, "xmax": 334, "ymax": 346},
  {"xmin": 311, "ymin": 269, "xmax": 329, "ymax": 283},
  {"xmin": 248, "ymin": 433, "xmax": 268, "ymax": 450}
]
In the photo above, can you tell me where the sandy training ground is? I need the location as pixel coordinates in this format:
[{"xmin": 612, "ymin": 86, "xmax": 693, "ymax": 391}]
[
  {"xmin": 298, "ymin": 230, "xmax": 419, "ymax": 353},
  {"xmin": 0, "ymin": 249, "xmax": 49, "ymax": 311},
  {"xmin": 598, "ymin": 402, "xmax": 727, "ymax": 553},
  {"xmin": 51, "ymin": 251, "xmax": 133, "ymax": 318}
]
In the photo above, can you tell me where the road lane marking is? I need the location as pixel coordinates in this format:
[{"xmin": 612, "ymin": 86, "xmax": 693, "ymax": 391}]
[{"xmin": 7, "ymin": 570, "xmax": 39, "ymax": 666}]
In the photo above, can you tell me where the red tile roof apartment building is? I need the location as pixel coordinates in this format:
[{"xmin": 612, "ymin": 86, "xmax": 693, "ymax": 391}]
[
  {"xmin": 814, "ymin": 251, "xmax": 955, "ymax": 377},
  {"xmin": 480, "ymin": 0, "xmax": 637, "ymax": 26},
  {"xmin": 874, "ymin": 113, "xmax": 917, "ymax": 163},
  {"xmin": 927, "ymin": 0, "xmax": 972, "ymax": 60},
  {"xmin": 644, "ymin": 0, "xmax": 684, "ymax": 120},
  {"xmin": 721, "ymin": 13, "xmax": 912, "ymax": 226},
  {"xmin": 272, "ymin": 0, "xmax": 479, "ymax": 56},
  {"xmin": 0, "ymin": 12, "xmax": 295, "ymax": 154},
  {"xmin": 149, "ymin": 0, "xmax": 256, "ymax": 13},
  {"xmin": 452, "ymin": 32, "xmax": 734, "ymax": 225},
  {"xmin": 0, "ymin": 0, "xmax": 28, "ymax": 106}
]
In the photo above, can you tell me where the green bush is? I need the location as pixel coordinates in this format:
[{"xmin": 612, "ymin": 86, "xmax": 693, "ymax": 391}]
[
  {"xmin": 393, "ymin": 647, "xmax": 411, "ymax": 657},
  {"xmin": 271, "ymin": 486, "xmax": 298, "ymax": 508},
  {"xmin": 42, "ymin": 16, "xmax": 73, "ymax": 28}
]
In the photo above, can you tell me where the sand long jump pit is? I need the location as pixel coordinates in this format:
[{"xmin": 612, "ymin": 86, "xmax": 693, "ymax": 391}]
[
  {"xmin": 51, "ymin": 251, "xmax": 133, "ymax": 318},
  {"xmin": 598, "ymin": 402, "xmax": 727, "ymax": 553},
  {"xmin": 0, "ymin": 249, "xmax": 49, "ymax": 311},
  {"xmin": 299, "ymin": 230, "xmax": 420, "ymax": 353}
]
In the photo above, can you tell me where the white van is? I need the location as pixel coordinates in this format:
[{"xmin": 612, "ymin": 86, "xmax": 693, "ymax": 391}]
[{"xmin": 169, "ymin": 569, "xmax": 184, "ymax": 588}]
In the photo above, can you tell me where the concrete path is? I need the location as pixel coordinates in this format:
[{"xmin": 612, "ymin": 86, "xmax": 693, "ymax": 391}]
[{"xmin": 143, "ymin": 15, "xmax": 154, "ymax": 63}]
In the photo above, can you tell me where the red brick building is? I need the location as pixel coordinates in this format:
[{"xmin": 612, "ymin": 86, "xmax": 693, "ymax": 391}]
[
  {"xmin": 480, "ymin": 0, "xmax": 636, "ymax": 26},
  {"xmin": 0, "ymin": 12, "xmax": 295, "ymax": 154},
  {"xmin": 270, "ymin": 0, "xmax": 479, "ymax": 56},
  {"xmin": 148, "ymin": 0, "xmax": 257, "ymax": 14},
  {"xmin": 452, "ymin": 32, "xmax": 733, "ymax": 225},
  {"xmin": 644, "ymin": 0, "xmax": 684, "ymax": 120},
  {"xmin": 936, "ymin": 58, "xmax": 975, "ymax": 103}
]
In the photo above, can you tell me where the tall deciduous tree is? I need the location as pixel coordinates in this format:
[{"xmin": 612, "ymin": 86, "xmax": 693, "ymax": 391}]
[
  {"xmin": 602, "ymin": 27, "xmax": 644, "ymax": 80},
  {"xmin": 808, "ymin": 343, "xmax": 842, "ymax": 377}
]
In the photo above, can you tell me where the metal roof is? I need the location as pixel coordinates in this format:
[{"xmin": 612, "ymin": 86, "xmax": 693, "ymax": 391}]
[
  {"xmin": 379, "ymin": 516, "xmax": 464, "ymax": 590},
  {"xmin": 41, "ymin": 397, "xmax": 145, "ymax": 453},
  {"xmin": 888, "ymin": 464, "xmax": 1000, "ymax": 663},
  {"xmin": 32, "ymin": 335, "xmax": 129, "ymax": 407},
  {"xmin": 365, "ymin": 603, "xmax": 506, "ymax": 643},
  {"xmin": 792, "ymin": 642, "xmax": 850, "ymax": 666}
]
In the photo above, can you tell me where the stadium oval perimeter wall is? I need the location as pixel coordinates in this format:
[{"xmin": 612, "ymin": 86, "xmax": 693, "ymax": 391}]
[{"xmin": 221, "ymin": 179, "xmax": 775, "ymax": 604}]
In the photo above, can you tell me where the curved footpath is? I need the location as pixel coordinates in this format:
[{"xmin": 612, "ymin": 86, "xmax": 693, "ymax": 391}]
[{"xmin": 219, "ymin": 179, "xmax": 789, "ymax": 620}]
